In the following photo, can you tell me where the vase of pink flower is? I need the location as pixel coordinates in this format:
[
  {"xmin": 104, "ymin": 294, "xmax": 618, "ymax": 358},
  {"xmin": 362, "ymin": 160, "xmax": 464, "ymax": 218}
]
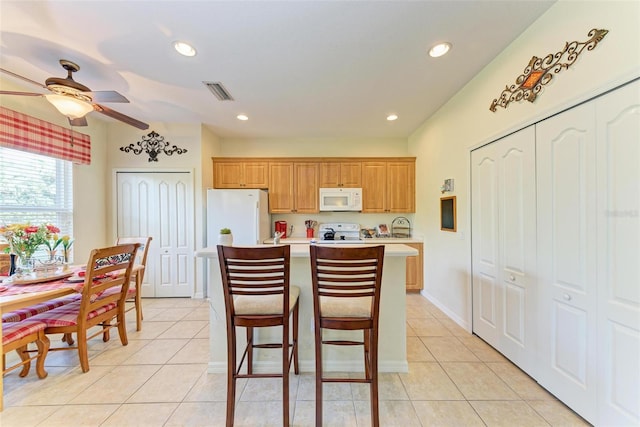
[{"xmin": 1, "ymin": 223, "xmax": 60, "ymax": 273}]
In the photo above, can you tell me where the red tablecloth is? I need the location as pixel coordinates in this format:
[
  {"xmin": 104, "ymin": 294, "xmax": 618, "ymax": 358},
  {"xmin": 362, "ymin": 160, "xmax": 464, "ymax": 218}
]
[{"xmin": 0, "ymin": 276, "xmax": 84, "ymax": 297}]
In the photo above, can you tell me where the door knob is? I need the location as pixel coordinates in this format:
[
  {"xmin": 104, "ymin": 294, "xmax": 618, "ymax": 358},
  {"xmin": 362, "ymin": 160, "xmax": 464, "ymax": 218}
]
[
  {"xmin": 509, "ymin": 275, "xmax": 515, "ymax": 281},
  {"xmin": 563, "ymin": 294, "xmax": 572, "ymax": 301}
]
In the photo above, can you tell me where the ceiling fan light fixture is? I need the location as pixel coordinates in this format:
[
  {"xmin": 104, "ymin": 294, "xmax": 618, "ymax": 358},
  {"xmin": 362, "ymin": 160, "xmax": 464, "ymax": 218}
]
[
  {"xmin": 45, "ymin": 94, "xmax": 94, "ymax": 119},
  {"xmin": 173, "ymin": 41, "xmax": 197, "ymax": 57},
  {"xmin": 429, "ymin": 42, "xmax": 452, "ymax": 58}
]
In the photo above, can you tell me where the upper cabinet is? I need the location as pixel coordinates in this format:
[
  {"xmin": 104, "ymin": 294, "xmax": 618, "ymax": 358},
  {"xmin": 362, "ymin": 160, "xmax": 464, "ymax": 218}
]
[
  {"xmin": 362, "ymin": 160, "xmax": 415, "ymax": 213},
  {"xmin": 269, "ymin": 162, "xmax": 319, "ymax": 213},
  {"xmin": 213, "ymin": 159, "xmax": 269, "ymax": 189},
  {"xmin": 319, "ymin": 162, "xmax": 362, "ymax": 188},
  {"xmin": 213, "ymin": 157, "xmax": 414, "ymax": 213}
]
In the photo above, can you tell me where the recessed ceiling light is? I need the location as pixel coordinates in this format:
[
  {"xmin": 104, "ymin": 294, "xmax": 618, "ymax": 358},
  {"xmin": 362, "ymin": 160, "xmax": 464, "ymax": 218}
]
[
  {"xmin": 429, "ymin": 42, "xmax": 451, "ymax": 58},
  {"xmin": 173, "ymin": 41, "xmax": 197, "ymax": 57},
  {"xmin": 387, "ymin": 114, "xmax": 398, "ymax": 121},
  {"xmin": 237, "ymin": 114, "xmax": 249, "ymax": 121}
]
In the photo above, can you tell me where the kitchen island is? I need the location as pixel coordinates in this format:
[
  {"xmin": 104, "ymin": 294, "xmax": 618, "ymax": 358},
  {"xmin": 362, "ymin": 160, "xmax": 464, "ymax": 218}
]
[{"xmin": 196, "ymin": 243, "xmax": 418, "ymax": 374}]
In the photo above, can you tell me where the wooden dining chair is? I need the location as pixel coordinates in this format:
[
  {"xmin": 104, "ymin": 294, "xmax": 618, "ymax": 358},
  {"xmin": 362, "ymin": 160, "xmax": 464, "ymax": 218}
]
[
  {"xmin": 115, "ymin": 236, "xmax": 152, "ymax": 331},
  {"xmin": 217, "ymin": 244, "xmax": 300, "ymax": 427},
  {"xmin": 26, "ymin": 243, "xmax": 139, "ymax": 372},
  {"xmin": 2, "ymin": 320, "xmax": 50, "ymax": 379},
  {"xmin": 309, "ymin": 245, "xmax": 385, "ymax": 427}
]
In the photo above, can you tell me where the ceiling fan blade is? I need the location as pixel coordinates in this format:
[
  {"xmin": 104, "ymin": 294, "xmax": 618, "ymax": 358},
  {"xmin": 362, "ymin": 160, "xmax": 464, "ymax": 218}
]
[
  {"xmin": 0, "ymin": 90, "xmax": 44, "ymax": 97},
  {"xmin": 0, "ymin": 68, "xmax": 48, "ymax": 89},
  {"xmin": 69, "ymin": 116, "xmax": 88, "ymax": 127},
  {"xmin": 84, "ymin": 90, "xmax": 129, "ymax": 103},
  {"xmin": 94, "ymin": 104, "xmax": 149, "ymax": 130}
]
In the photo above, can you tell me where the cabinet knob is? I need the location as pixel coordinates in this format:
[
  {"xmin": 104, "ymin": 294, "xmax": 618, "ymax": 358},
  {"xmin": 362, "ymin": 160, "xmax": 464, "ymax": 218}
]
[{"xmin": 563, "ymin": 293, "xmax": 572, "ymax": 301}]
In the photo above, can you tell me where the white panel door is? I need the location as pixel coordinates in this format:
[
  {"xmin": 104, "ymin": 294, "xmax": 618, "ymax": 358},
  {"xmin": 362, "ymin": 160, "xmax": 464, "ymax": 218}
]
[
  {"xmin": 595, "ymin": 80, "xmax": 640, "ymax": 426},
  {"xmin": 537, "ymin": 102, "xmax": 598, "ymax": 422},
  {"xmin": 471, "ymin": 126, "xmax": 537, "ymax": 375},
  {"xmin": 116, "ymin": 172, "xmax": 194, "ymax": 297}
]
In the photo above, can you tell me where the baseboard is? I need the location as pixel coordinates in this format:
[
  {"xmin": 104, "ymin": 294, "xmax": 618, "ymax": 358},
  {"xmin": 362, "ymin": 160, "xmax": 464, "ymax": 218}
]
[{"xmin": 420, "ymin": 289, "xmax": 472, "ymax": 333}]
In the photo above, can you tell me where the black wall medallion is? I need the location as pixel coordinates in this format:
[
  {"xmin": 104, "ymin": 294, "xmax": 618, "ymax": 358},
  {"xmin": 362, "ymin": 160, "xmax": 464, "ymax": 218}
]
[
  {"xmin": 120, "ymin": 130, "xmax": 188, "ymax": 162},
  {"xmin": 490, "ymin": 28, "xmax": 608, "ymax": 112}
]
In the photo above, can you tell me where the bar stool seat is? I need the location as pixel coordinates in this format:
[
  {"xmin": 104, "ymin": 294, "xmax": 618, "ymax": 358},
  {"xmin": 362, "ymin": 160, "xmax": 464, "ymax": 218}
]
[
  {"xmin": 310, "ymin": 245, "xmax": 385, "ymax": 427},
  {"xmin": 217, "ymin": 244, "xmax": 299, "ymax": 427}
]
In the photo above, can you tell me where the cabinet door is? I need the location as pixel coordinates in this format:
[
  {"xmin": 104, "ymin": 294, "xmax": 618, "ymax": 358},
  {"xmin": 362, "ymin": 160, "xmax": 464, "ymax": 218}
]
[
  {"xmin": 339, "ymin": 162, "xmax": 362, "ymax": 187},
  {"xmin": 243, "ymin": 162, "xmax": 269, "ymax": 188},
  {"xmin": 319, "ymin": 162, "xmax": 341, "ymax": 187},
  {"xmin": 213, "ymin": 161, "xmax": 268, "ymax": 188},
  {"xmin": 293, "ymin": 163, "xmax": 319, "ymax": 213},
  {"xmin": 387, "ymin": 161, "xmax": 415, "ymax": 212},
  {"xmin": 405, "ymin": 243, "xmax": 423, "ymax": 291},
  {"xmin": 362, "ymin": 162, "xmax": 387, "ymax": 212},
  {"xmin": 213, "ymin": 162, "xmax": 244, "ymax": 188},
  {"xmin": 595, "ymin": 80, "xmax": 640, "ymax": 426},
  {"xmin": 471, "ymin": 126, "xmax": 537, "ymax": 376},
  {"xmin": 269, "ymin": 162, "xmax": 294, "ymax": 213},
  {"xmin": 537, "ymin": 102, "xmax": 598, "ymax": 422},
  {"xmin": 319, "ymin": 162, "xmax": 362, "ymax": 187}
]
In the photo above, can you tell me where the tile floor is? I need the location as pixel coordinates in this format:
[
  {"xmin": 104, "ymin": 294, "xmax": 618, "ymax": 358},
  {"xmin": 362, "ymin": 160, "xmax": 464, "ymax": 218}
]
[{"xmin": 1, "ymin": 294, "xmax": 590, "ymax": 426}]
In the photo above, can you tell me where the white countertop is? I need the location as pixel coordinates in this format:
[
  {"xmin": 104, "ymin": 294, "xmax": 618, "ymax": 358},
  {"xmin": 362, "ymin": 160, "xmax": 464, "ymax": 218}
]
[
  {"xmin": 263, "ymin": 237, "xmax": 423, "ymax": 244},
  {"xmin": 196, "ymin": 243, "xmax": 418, "ymax": 258}
]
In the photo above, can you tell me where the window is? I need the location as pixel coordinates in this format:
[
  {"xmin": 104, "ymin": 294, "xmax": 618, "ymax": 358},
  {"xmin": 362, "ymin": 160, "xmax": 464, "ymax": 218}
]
[{"xmin": 0, "ymin": 147, "xmax": 73, "ymax": 260}]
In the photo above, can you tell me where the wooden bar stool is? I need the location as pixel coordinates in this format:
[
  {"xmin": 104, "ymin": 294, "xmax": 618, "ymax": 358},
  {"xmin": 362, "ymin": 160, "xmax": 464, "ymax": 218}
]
[
  {"xmin": 217, "ymin": 245, "xmax": 300, "ymax": 427},
  {"xmin": 309, "ymin": 245, "xmax": 385, "ymax": 427}
]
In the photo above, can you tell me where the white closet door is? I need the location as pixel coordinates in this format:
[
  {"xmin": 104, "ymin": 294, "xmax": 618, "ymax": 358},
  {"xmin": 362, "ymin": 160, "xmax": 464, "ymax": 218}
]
[
  {"xmin": 471, "ymin": 126, "xmax": 537, "ymax": 375},
  {"xmin": 116, "ymin": 172, "xmax": 194, "ymax": 297},
  {"xmin": 537, "ymin": 102, "xmax": 598, "ymax": 423},
  {"xmin": 595, "ymin": 80, "xmax": 640, "ymax": 426}
]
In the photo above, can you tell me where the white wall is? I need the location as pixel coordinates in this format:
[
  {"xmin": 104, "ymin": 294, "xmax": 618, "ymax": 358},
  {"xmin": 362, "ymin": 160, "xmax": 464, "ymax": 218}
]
[
  {"xmin": 0, "ymin": 77, "xmax": 110, "ymax": 264},
  {"xmin": 408, "ymin": 0, "xmax": 640, "ymax": 328}
]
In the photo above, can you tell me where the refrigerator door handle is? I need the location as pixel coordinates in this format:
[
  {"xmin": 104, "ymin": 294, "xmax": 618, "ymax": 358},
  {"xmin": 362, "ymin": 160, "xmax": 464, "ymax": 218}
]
[{"xmin": 255, "ymin": 201, "xmax": 260, "ymax": 244}]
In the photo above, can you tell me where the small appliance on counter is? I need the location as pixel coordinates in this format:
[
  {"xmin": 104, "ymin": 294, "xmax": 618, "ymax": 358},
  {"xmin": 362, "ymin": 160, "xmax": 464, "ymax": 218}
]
[
  {"xmin": 275, "ymin": 220, "xmax": 287, "ymax": 238},
  {"xmin": 318, "ymin": 222, "xmax": 362, "ymax": 243}
]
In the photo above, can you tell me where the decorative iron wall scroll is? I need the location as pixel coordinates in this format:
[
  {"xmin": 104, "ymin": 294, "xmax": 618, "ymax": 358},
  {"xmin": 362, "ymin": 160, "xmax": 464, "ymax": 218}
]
[
  {"xmin": 120, "ymin": 130, "xmax": 188, "ymax": 162},
  {"xmin": 490, "ymin": 28, "xmax": 608, "ymax": 112}
]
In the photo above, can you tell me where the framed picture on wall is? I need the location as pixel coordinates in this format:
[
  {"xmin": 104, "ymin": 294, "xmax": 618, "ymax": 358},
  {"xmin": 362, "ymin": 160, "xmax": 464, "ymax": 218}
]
[{"xmin": 440, "ymin": 196, "xmax": 456, "ymax": 232}]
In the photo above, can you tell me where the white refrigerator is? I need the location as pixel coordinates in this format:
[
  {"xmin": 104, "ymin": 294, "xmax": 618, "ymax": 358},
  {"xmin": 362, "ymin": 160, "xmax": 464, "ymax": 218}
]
[{"xmin": 207, "ymin": 189, "xmax": 271, "ymax": 246}]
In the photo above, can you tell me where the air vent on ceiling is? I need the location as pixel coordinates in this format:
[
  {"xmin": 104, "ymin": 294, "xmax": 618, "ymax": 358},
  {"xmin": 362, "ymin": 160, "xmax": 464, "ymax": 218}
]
[{"xmin": 203, "ymin": 81, "xmax": 234, "ymax": 101}]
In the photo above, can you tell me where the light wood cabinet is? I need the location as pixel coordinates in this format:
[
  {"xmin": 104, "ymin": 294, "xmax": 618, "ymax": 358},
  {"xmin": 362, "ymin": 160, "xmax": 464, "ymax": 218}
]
[
  {"xmin": 213, "ymin": 160, "xmax": 269, "ymax": 188},
  {"xmin": 405, "ymin": 242, "xmax": 423, "ymax": 291},
  {"xmin": 319, "ymin": 162, "xmax": 362, "ymax": 188},
  {"xmin": 213, "ymin": 157, "xmax": 414, "ymax": 213},
  {"xmin": 362, "ymin": 160, "xmax": 415, "ymax": 213},
  {"xmin": 269, "ymin": 162, "xmax": 319, "ymax": 213}
]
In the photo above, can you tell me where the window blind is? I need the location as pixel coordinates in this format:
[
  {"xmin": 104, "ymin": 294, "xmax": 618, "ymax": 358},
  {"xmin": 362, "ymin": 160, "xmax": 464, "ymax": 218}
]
[{"xmin": 0, "ymin": 147, "xmax": 74, "ymax": 260}]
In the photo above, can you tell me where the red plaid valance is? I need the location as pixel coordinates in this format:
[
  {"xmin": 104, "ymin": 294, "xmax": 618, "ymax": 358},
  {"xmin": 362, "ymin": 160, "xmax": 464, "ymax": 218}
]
[{"xmin": 0, "ymin": 107, "xmax": 91, "ymax": 165}]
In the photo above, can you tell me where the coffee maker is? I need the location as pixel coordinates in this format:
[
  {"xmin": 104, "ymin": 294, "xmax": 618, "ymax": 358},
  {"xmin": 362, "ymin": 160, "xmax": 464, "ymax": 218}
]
[{"xmin": 275, "ymin": 220, "xmax": 287, "ymax": 238}]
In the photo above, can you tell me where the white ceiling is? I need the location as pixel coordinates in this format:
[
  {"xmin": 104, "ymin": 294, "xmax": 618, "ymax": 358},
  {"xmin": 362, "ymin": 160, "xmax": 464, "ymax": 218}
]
[{"xmin": 0, "ymin": 1, "xmax": 554, "ymax": 139}]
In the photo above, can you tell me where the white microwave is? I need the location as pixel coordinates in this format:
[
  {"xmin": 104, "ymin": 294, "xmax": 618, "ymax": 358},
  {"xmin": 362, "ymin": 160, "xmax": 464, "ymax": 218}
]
[{"xmin": 319, "ymin": 187, "xmax": 363, "ymax": 212}]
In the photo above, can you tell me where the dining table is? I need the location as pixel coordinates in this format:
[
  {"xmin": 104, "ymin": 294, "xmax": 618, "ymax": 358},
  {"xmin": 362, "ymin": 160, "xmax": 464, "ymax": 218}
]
[{"xmin": 0, "ymin": 268, "xmax": 84, "ymax": 411}]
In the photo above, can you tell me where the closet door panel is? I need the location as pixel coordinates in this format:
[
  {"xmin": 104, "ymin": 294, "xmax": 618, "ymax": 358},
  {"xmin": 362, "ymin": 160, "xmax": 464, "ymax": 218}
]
[
  {"xmin": 472, "ymin": 148, "xmax": 500, "ymax": 344},
  {"xmin": 472, "ymin": 126, "xmax": 536, "ymax": 375},
  {"xmin": 537, "ymin": 101, "xmax": 597, "ymax": 422},
  {"xmin": 596, "ymin": 79, "xmax": 640, "ymax": 425}
]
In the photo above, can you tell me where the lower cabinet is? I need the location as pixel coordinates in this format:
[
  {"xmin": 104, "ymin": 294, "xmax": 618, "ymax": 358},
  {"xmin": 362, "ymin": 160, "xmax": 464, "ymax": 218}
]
[{"xmin": 405, "ymin": 243, "xmax": 423, "ymax": 291}]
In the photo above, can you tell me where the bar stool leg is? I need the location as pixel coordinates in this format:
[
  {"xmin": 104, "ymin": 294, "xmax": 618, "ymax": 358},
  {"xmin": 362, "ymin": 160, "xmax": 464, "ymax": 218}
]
[
  {"xmin": 283, "ymin": 323, "xmax": 290, "ymax": 426},
  {"xmin": 315, "ymin": 328, "xmax": 323, "ymax": 426},
  {"xmin": 226, "ymin": 324, "xmax": 237, "ymax": 427},
  {"xmin": 370, "ymin": 328, "xmax": 380, "ymax": 427},
  {"xmin": 246, "ymin": 327, "xmax": 253, "ymax": 375},
  {"xmin": 293, "ymin": 302, "xmax": 299, "ymax": 374}
]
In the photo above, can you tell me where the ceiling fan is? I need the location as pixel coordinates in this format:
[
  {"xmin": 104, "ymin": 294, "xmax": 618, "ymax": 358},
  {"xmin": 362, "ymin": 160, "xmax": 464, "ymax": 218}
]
[{"xmin": 0, "ymin": 59, "xmax": 149, "ymax": 130}]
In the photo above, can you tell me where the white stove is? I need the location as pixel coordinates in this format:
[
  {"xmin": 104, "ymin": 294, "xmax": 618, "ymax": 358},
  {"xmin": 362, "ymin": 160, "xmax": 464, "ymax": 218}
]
[{"xmin": 318, "ymin": 222, "xmax": 362, "ymax": 242}]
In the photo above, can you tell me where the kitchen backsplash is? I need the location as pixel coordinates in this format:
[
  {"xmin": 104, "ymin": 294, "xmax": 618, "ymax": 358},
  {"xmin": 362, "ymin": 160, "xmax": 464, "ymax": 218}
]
[{"xmin": 271, "ymin": 212, "xmax": 415, "ymax": 238}]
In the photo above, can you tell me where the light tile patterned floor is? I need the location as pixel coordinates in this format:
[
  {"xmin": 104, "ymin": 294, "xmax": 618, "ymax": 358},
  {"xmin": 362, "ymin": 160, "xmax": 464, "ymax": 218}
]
[{"xmin": 1, "ymin": 294, "xmax": 590, "ymax": 426}]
